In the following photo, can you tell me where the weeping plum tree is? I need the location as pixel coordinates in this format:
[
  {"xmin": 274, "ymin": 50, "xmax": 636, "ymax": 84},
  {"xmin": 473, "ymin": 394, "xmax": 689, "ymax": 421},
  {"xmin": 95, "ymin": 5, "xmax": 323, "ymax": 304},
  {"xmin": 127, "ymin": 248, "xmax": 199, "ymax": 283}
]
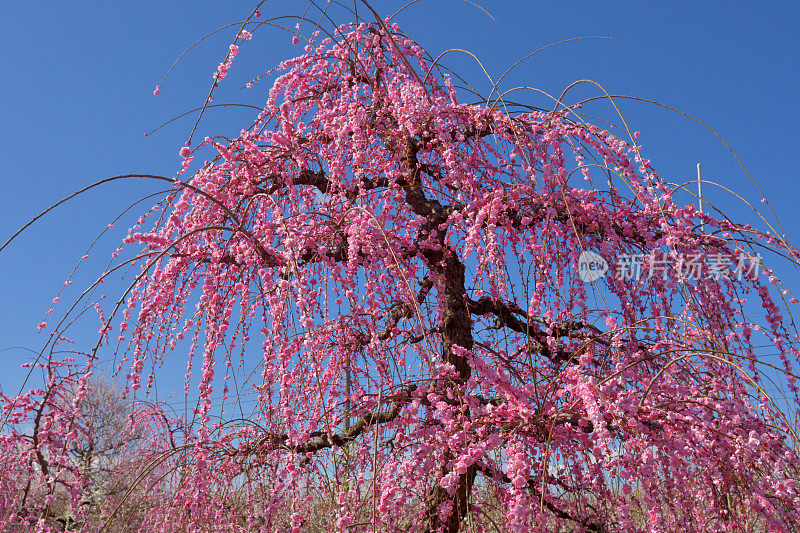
[{"xmin": 3, "ymin": 4, "xmax": 800, "ymax": 532}]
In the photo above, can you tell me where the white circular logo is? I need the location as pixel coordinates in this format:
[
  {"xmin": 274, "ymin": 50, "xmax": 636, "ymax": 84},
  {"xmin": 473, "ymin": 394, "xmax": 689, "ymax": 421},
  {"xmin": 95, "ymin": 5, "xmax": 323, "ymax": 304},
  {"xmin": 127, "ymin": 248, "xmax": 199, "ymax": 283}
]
[{"xmin": 577, "ymin": 251, "xmax": 608, "ymax": 282}]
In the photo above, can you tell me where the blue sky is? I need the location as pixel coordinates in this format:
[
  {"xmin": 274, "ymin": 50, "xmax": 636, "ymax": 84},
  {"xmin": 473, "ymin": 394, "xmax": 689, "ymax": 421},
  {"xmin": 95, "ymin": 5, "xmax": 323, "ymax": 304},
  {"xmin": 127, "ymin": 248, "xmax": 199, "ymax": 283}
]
[{"xmin": 1, "ymin": 1, "xmax": 799, "ymax": 401}]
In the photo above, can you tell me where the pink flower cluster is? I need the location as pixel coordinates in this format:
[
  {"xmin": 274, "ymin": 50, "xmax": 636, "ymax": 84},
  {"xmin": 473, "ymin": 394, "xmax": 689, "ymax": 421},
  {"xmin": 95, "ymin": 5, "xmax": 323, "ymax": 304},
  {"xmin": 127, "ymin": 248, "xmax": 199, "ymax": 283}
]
[{"xmin": 3, "ymin": 17, "xmax": 800, "ymax": 533}]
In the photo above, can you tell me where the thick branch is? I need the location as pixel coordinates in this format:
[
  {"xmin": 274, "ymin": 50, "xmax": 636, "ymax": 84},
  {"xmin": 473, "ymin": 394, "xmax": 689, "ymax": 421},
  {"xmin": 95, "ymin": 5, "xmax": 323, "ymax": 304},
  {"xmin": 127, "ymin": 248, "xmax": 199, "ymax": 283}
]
[
  {"xmin": 241, "ymin": 387, "xmax": 416, "ymax": 457},
  {"xmin": 474, "ymin": 461, "xmax": 606, "ymax": 532},
  {"xmin": 402, "ymin": 137, "xmax": 473, "ymax": 380},
  {"xmin": 377, "ymin": 276, "xmax": 433, "ymax": 340},
  {"xmin": 254, "ymin": 168, "xmax": 329, "ymax": 195},
  {"xmin": 423, "ymin": 462, "xmax": 478, "ymax": 533},
  {"xmin": 467, "ymin": 296, "xmax": 607, "ymax": 363}
]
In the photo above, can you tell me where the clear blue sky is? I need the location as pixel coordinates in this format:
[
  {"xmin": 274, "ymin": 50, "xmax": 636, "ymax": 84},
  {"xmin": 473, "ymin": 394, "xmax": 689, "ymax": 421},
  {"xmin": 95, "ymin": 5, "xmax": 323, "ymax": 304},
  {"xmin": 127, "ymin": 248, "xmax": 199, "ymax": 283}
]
[{"xmin": 1, "ymin": 1, "xmax": 799, "ymax": 399}]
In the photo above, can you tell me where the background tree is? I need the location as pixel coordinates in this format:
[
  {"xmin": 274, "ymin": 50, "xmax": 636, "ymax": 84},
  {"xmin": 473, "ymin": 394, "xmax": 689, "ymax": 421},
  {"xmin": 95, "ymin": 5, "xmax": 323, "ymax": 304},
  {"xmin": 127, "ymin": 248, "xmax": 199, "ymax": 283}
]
[
  {"xmin": 2, "ymin": 3, "xmax": 800, "ymax": 532},
  {"xmin": 61, "ymin": 376, "xmax": 149, "ymax": 528},
  {"xmin": 0, "ymin": 370, "xmax": 173, "ymax": 531}
]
